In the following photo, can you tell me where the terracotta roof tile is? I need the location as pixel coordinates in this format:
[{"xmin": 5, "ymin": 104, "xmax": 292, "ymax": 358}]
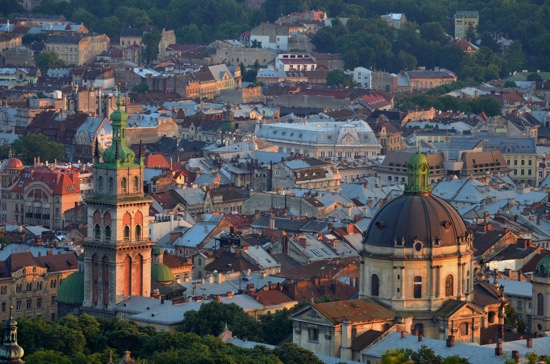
[{"xmin": 314, "ymin": 298, "xmax": 394, "ymax": 324}]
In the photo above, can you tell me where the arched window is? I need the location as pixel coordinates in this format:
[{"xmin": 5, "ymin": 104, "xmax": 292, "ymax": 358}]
[
  {"xmin": 124, "ymin": 226, "xmax": 130, "ymax": 241},
  {"xmin": 98, "ymin": 176, "xmax": 104, "ymax": 192},
  {"xmin": 135, "ymin": 225, "xmax": 142, "ymax": 240},
  {"xmin": 133, "ymin": 176, "xmax": 139, "ymax": 193},
  {"xmin": 94, "ymin": 224, "xmax": 100, "ymax": 240},
  {"xmin": 371, "ymin": 274, "xmax": 379, "ymax": 297},
  {"xmin": 108, "ymin": 177, "xmax": 114, "ymax": 194},
  {"xmin": 413, "ymin": 276, "xmax": 422, "ymax": 299},
  {"xmin": 121, "ymin": 178, "xmax": 127, "ymax": 193},
  {"xmin": 445, "ymin": 275, "xmax": 454, "ymax": 297},
  {"xmin": 105, "ymin": 226, "xmax": 111, "ymax": 240},
  {"xmin": 537, "ymin": 293, "xmax": 544, "ymax": 316}
]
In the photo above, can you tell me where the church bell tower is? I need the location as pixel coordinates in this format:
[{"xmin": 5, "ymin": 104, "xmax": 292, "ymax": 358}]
[{"xmin": 83, "ymin": 90, "xmax": 153, "ymax": 313}]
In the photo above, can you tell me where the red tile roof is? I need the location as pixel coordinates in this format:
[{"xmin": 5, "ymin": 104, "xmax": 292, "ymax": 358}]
[
  {"xmin": 145, "ymin": 154, "xmax": 171, "ymax": 169},
  {"xmin": 11, "ymin": 165, "xmax": 80, "ymax": 195},
  {"xmin": 249, "ymin": 289, "xmax": 295, "ymax": 306},
  {"xmin": 314, "ymin": 298, "xmax": 394, "ymax": 324}
]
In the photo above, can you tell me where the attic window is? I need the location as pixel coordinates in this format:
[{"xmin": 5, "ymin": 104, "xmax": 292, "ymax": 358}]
[
  {"xmin": 299, "ymin": 133, "xmax": 303, "ymax": 137},
  {"xmin": 441, "ymin": 221, "xmax": 452, "ymax": 230},
  {"xmin": 375, "ymin": 221, "xmax": 385, "ymax": 229}
]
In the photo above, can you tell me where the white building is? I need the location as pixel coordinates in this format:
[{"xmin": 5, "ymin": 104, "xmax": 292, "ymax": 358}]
[
  {"xmin": 345, "ymin": 67, "xmax": 372, "ymax": 89},
  {"xmin": 275, "ymin": 53, "xmax": 317, "ymax": 72},
  {"xmin": 255, "ymin": 118, "xmax": 382, "ymax": 158},
  {"xmin": 250, "ymin": 23, "xmax": 289, "ymax": 51}
]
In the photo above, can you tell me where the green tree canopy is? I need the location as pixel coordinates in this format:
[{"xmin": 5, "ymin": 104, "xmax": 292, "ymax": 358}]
[
  {"xmin": 0, "ymin": 134, "xmax": 66, "ymax": 165},
  {"xmin": 35, "ymin": 52, "xmax": 65, "ymax": 69}
]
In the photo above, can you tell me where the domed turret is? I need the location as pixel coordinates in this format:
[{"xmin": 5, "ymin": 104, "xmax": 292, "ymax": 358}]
[
  {"xmin": 3, "ymin": 158, "xmax": 23, "ymax": 170},
  {"xmin": 151, "ymin": 263, "xmax": 174, "ymax": 283},
  {"xmin": 534, "ymin": 256, "xmax": 550, "ymax": 278},
  {"xmin": 360, "ymin": 151, "xmax": 474, "ymax": 313},
  {"xmin": 0, "ymin": 308, "xmax": 24, "ymax": 364},
  {"xmin": 56, "ymin": 271, "xmax": 84, "ymax": 305},
  {"xmin": 363, "ymin": 149, "xmax": 470, "ymax": 250},
  {"xmin": 101, "ymin": 90, "xmax": 136, "ymax": 165}
]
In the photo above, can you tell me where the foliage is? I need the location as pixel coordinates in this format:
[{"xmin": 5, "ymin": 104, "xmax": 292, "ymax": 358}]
[
  {"xmin": 241, "ymin": 61, "xmax": 262, "ymax": 83},
  {"xmin": 16, "ymin": 314, "xmax": 329, "ymax": 363},
  {"xmin": 0, "ymin": 134, "xmax": 66, "ymax": 165},
  {"xmin": 143, "ymin": 30, "xmax": 161, "ymax": 64},
  {"xmin": 35, "ymin": 52, "xmax": 65, "ymax": 69},
  {"xmin": 504, "ymin": 81, "xmax": 517, "ymax": 88},
  {"xmin": 132, "ymin": 83, "xmax": 149, "ymax": 94},
  {"xmin": 382, "ymin": 346, "xmax": 470, "ymax": 364},
  {"xmin": 399, "ymin": 94, "xmax": 502, "ymax": 117},
  {"xmin": 178, "ymin": 301, "xmax": 263, "ymax": 342},
  {"xmin": 326, "ymin": 70, "xmax": 354, "ymax": 87},
  {"xmin": 273, "ymin": 343, "xmax": 323, "ymax": 364},
  {"xmin": 505, "ymin": 304, "xmax": 527, "ymax": 334}
]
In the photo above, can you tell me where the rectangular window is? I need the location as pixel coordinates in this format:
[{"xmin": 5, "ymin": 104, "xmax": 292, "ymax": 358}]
[
  {"xmin": 36, "ymin": 298, "xmax": 42, "ymax": 309},
  {"xmin": 26, "ymin": 299, "xmax": 32, "ymax": 309},
  {"xmin": 308, "ymin": 328, "xmax": 319, "ymax": 342},
  {"xmin": 51, "ymin": 296, "xmax": 56, "ymax": 306},
  {"xmin": 16, "ymin": 301, "xmax": 21, "ymax": 311},
  {"xmin": 1, "ymin": 303, "xmax": 5, "ymax": 312}
]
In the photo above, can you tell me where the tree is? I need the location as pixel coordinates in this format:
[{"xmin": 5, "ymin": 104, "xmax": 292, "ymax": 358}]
[
  {"xmin": 1, "ymin": 134, "xmax": 66, "ymax": 165},
  {"xmin": 326, "ymin": 70, "xmax": 353, "ymax": 87},
  {"xmin": 178, "ymin": 302, "xmax": 263, "ymax": 342},
  {"xmin": 504, "ymin": 81, "xmax": 517, "ymax": 88},
  {"xmin": 132, "ymin": 83, "xmax": 149, "ymax": 94},
  {"xmin": 273, "ymin": 343, "xmax": 323, "ymax": 364},
  {"xmin": 396, "ymin": 51, "xmax": 418, "ymax": 72},
  {"xmin": 25, "ymin": 350, "xmax": 72, "ymax": 364},
  {"xmin": 143, "ymin": 30, "xmax": 161, "ymax": 64},
  {"xmin": 35, "ymin": 52, "xmax": 65, "ymax": 69}
]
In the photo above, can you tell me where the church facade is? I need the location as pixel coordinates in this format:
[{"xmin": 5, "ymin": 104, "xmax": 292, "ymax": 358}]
[{"xmin": 290, "ymin": 151, "xmax": 505, "ymax": 361}]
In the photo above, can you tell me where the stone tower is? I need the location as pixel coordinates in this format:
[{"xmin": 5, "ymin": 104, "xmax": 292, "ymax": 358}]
[
  {"xmin": 531, "ymin": 256, "xmax": 550, "ymax": 333},
  {"xmin": 82, "ymin": 90, "xmax": 153, "ymax": 314}
]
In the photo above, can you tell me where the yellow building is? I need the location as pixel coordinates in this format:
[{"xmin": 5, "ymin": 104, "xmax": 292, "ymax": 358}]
[
  {"xmin": 0, "ymin": 250, "xmax": 78, "ymax": 322},
  {"xmin": 454, "ymin": 11, "xmax": 479, "ymax": 39}
]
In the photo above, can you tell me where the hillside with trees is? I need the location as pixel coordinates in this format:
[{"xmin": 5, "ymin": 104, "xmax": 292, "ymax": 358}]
[{"xmin": 4, "ymin": 0, "xmax": 547, "ymax": 77}]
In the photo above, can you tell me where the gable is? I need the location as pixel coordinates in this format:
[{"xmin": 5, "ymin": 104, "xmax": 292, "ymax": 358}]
[
  {"xmin": 448, "ymin": 302, "xmax": 485, "ymax": 319},
  {"xmin": 290, "ymin": 305, "xmax": 334, "ymax": 327}
]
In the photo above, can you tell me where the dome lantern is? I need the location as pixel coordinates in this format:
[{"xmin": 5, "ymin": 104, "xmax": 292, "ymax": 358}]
[{"xmin": 405, "ymin": 148, "xmax": 431, "ymax": 194}]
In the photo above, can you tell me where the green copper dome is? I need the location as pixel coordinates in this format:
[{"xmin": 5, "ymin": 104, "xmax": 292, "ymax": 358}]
[
  {"xmin": 100, "ymin": 91, "xmax": 136, "ymax": 166},
  {"xmin": 534, "ymin": 256, "xmax": 550, "ymax": 278},
  {"xmin": 152, "ymin": 246, "xmax": 164, "ymax": 256},
  {"xmin": 405, "ymin": 149, "xmax": 432, "ymax": 194},
  {"xmin": 56, "ymin": 271, "xmax": 84, "ymax": 305},
  {"xmin": 151, "ymin": 263, "xmax": 174, "ymax": 283}
]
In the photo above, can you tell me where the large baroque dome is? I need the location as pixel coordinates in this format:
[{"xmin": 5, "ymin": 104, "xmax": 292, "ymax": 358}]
[{"xmin": 363, "ymin": 150, "xmax": 470, "ymax": 251}]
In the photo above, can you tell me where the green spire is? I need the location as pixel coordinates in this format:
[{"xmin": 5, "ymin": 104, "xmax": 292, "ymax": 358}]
[
  {"xmin": 405, "ymin": 149, "xmax": 431, "ymax": 194},
  {"xmin": 101, "ymin": 86, "xmax": 136, "ymax": 167}
]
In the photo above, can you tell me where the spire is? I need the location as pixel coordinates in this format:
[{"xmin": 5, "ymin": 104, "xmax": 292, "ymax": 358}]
[
  {"xmin": 404, "ymin": 148, "xmax": 431, "ymax": 194},
  {"xmin": 0, "ymin": 306, "xmax": 24, "ymax": 363},
  {"xmin": 100, "ymin": 85, "xmax": 135, "ymax": 166},
  {"xmin": 7, "ymin": 148, "xmax": 12, "ymax": 159}
]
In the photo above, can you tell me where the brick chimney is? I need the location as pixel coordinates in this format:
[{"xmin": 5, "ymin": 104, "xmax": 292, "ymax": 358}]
[
  {"xmin": 446, "ymin": 335, "xmax": 455, "ymax": 348},
  {"xmin": 526, "ymin": 338, "xmax": 532, "ymax": 348},
  {"xmin": 495, "ymin": 340, "xmax": 503, "ymax": 356},
  {"xmin": 298, "ymin": 237, "xmax": 307, "ymax": 248}
]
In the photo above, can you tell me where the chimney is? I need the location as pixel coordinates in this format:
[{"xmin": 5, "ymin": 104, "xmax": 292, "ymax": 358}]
[
  {"xmin": 215, "ymin": 295, "xmax": 221, "ymax": 303},
  {"xmin": 526, "ymin": 338, "xmax": 532, "ymax": 348},
  {"xmin": 246, "ymin": 283, "xmax": 255, "ymax": 292},
  {"xmin": 347, "ymin": 223, "xmax": 354, "ymax": 234},
  {"xmin": 227, "ymin": 291, "xmax": 234, "ymax": 298},
  {"xmin": 160, "ymin": 296, "xmax": 165, "ymax": 304},
  {"xmin": 298, "ymin": 237, "xmax": 307, "ymax": 248},
  {"xmin": 446, "ymin": 335, "xmax": 455, "ymax": 348},
  {"xmin": 418, "ymin": 334, "xmax": 423, "ymax": 342},
  {"xmin": 512, "ymin": 351, "xmax": 519, "ymax": 361},
  {"xmin": 401, "ymin": 331, "xmax": 406, "ymax": 339},
  {"xmin": 495, "ymin": 340, "xmax": 503, "ymax": 356}
]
